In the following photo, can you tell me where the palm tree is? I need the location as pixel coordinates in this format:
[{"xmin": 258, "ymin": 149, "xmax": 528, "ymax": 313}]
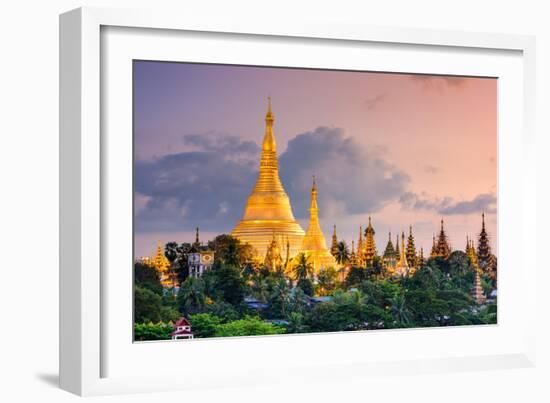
[
  {"xmin": 390, "ymin": 293, "xmax": 412, "ymax": 325},
  {"xmin": 335, "ymin": 241, "xmax": 350, "ymax": 265},
  {"xmin": 177, "ymin": 276, "xmax": 205, "ymax": 314},
  {"xmin": 270, "ymin": 277, "xmax": 291, "ymax": 318},
  {"xmin": 251, "ymin": 275, "xmax": 269, "ymax": 303},
  {"xmin": 293, "ymin": 253, "xmax": 313, "ymax": 281}
]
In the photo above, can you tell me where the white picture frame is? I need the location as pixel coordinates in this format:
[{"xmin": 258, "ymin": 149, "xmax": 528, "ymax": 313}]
[{"xmin": 59, "ymin": 6, "xmax": 537, "ymax": 396}]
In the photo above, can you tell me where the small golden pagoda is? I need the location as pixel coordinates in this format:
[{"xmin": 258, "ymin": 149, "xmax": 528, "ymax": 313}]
[
  {"xmin": 231, "ymin": 98, "xmax": 305, "ymax": 259},
  {"xmin": 298, "ymin": 177, "xmax": 336, "ymax": 273},
  {"xmin": 395, "ymin": 231, "xmax": 410, "ymax": 276},
  {"xmin": 151, "ymin": 240, "xmax": 174, "ymax": 288}
]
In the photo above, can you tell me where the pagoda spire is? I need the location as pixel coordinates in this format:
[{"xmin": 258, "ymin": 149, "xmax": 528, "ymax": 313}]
[
  {"xmin": 231, "ymin": 98, "xmax": 305, "ymax": 258},
  {"xmin": 472, "ymin": 270, "xmax": 486, "ymax": 304},
  {"xmin": 406, "ymin": 225, "xmax": 417, "ymax": 269},
  {"xmin": 195, "ymin": 227, "xmax": 200, "ymax": 244},
  {"xmin": 299, "ymin": 177, "xmax": 336, "ymax": 272},
  {"xmin": 383, "ymin": 231, "xmax": 397, "ymax": 272},
  {"xmin": 395, "ymin": 234, "xmax": 400, "ymax": 256},
  {"xmin": 434, "ymin": 219, "xmax": 451, "ymax": 258},
  {"xmin": 395, "ymin": 231, "xmax": 410, "ymax": 275},
  {"xmin": 417, "ymin": 247, "xmax": 425, "ymax": 269},
  {"xmin": 477, "ymin": 212, "xmax": 492, "ymax": 270},
  {"xmin": 364, "ymin": 216, "xmax": 377, "ymax": 266},
  {"xmin": 357, "ymin": 225, "xmax": 364, "ymax": 262},
  {"xmin": 330, "ymin": 224, "xmax": 339, "ymax": 257}
]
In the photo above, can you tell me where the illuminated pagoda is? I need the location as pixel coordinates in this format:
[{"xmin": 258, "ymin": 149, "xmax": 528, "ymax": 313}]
[
  {"xmin": 150, "ymin": 240, "xmax": 175, "ymax": 288},
  {"xmin": 356, "ymin": 225, "xmax": 364, "ymax": 266},
  {"xmin": 382, "ymin": 231, "xmax": 397, "ymax": 272},
  {"xmin": 471, "ymin": 270, "xmax": 486, "ymax": 304},
  {"xmin": 430, "ymin": 235, "xmax": 437, "ymax": 258},
  {"xmin": 298, "ymin": 177, "xmax": 336, "ymax": 273},
  {"xmin": 405, "ymin": 225, "xmax": 417, "ymax": 269},
  {"xmin": 395, "ymin": 231, "xmax": 410, "ymax": 276},
  {"xmin": 349, "ymin": 240, "xmax": 358, "ymax": 267},
  {"xmin": 364, "ymin": 217, "xmax": 378, "ymax": 266},
  {"xmin": 465, "ymin": 236, "xmax": 481, "ymax": 274},
  {"xmin": 231, "ymin": 98, "xmax": 305, "ymax": 259},
  {"xmin": 434, "ymin": 219, "xmax": 451, "ymax": 258}
]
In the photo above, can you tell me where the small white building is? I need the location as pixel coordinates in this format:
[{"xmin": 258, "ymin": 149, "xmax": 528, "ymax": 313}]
[{"xmin": 170, "ymin": 317, "xmax": 194, "ymax": 340}]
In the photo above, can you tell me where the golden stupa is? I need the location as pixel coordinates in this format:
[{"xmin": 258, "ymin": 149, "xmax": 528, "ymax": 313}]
[
  {"xmin": 231, "ymin": 98, "xmax": 305, "ymax": 259},
  {"xmin": 299, "ymin": 177, "xmax": 336, "ymax": 272}
]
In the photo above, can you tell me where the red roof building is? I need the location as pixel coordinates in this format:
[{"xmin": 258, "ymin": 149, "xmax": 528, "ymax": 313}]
[{"xmin": 170, "ymin": 317, "xmax": 194, "ymax": 340}]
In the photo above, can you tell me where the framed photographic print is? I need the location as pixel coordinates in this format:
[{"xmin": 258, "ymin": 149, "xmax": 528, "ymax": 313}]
[{"xmin": 60, "ymin": 7, "xmax": 537, "ymax": 396}]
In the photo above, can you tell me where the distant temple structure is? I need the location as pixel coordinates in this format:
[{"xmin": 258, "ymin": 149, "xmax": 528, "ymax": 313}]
[
  {"xmin": 149, "ymin": 240, "xmax": 176, "ymax": 288},
  {"xmin": 187, "ymin": 228, "xmax": 214, "ymax": 278},
  {"xmin": 231, "ymin": 98, "xmax": 305, "ymax": 259},
  {"xmin": 431, "ymin": 219, "xmax": 452, "ymax": 258},
  {"xmin": 395, "ymin": 231, "xmax": 410, "ymax": 276},
  {"xmin": 298, "ymin": 178, "xmax": 336, "ymax": 273},
  {"xmin": 382, "ymin": 232, "xmax": 397, "ymax": 271}
]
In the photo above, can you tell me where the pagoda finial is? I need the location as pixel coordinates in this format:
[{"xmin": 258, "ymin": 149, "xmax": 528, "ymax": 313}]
[
  {"xmin": 195, "ymin": 227, "xmax": 200, "ymax": 244},
  {"xmin": 266, "ymin": 96, "xmax": 274, "ymax": 124}
]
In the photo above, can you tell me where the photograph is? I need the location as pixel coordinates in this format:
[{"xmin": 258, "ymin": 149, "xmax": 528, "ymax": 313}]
[{"xmin": 132, "ymin": 61, "xmax": 497, "ymax": 341}]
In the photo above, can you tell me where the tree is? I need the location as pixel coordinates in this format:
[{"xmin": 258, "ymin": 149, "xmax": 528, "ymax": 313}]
[
  {"xmin": 317, "ymin": 266, "xmax": 338, "ymax": 296},
  {"xmin": 293, "ymin": 253, "xmax": 313, "ymax": 281},
  {"xmin": 209, "ymin": 234, "xmax": 254, "ymax": 267},
  {"xmin": 189, "ymin": 313, "xmax": 221, "ymax": 338},
  {"xmin": 134, "ymin": 322, "xmax": 173, "ymax": 341},
  {"xmin": 135, "ymin": 262, "xmax": 163, "ymax": 295},
  {"xmin": 390, "ymin": 293, "xmax": 412, "ymax": 326},
  {"xmin": 210, "ymin": 262, "xmax": 246, "ymax": 305},
  {"xmin": 335, "ymin": 241, "xmax": 350, "ymax": 265},
  {"xmin": 296, "ymin": 278, "xmax": 314, "ymax": 296},
  {"xmin": 250, "ymin": 274, "xmax": 269, "ymax": 303},
  {"xmin": 345, "ymin": 266, "xmax": 367, "ymax": 288},
  {"xmin": 214, "ymin": 316, "xmax": 285, "ymax": 337},
  {"xmin": 134, "ymin": 285, "xmax": 163, "ymax": 323},
  {"xmin": 177, "ymin": 277, "xmax": 206, "ymax": 314},
  {"xmin": 286, "ymin": 312, "xmax": 308, "ymax": 333},
  {"xmin": 269, "ymin": 277, "xmax": 291, "ymax": 318}
]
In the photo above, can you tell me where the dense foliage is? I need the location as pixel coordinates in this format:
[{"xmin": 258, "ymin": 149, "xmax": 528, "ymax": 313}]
[{"xmin": 134, "ymin": 235, "xmax": 497, "ymax": 341}]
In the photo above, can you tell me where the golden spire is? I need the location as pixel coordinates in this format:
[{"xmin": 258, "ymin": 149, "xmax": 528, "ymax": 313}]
[
  {"xmin": 364, "ymin": 216, "xmax": 377, "ymax": 265},
  {"xmin": 231, "ymin": 98, "xmax": 305, "ymax": 259},
  {"xmin": 395, "ymin": 231, "xmax": 410, "ymax": 275},
  {"xmin": 299, "ymin": 177, "xmax": 336, "ymax": 272}
]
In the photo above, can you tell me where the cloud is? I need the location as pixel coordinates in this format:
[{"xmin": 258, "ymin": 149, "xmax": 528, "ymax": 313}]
[
  {"xmin": 183, "ymin": 132, "xmax": 260, "ymax": 160},
  {"xmin": 400, "ymin": 191, "xmax": 496, "ymax": 215},
  {"xmin": 279, "ymin": 127, "xmax": 410, "ymax": 219},
  {"xmin": 135, "ymin": 128, "xmax": 411, "ymax": 233},
  {"xmin": 364, "ymin": 94, "xmax": 386, "ymax": 110},
  {"xmin": 409, "ymin": 74, "xmax": 467, "ymax": 90},
  {"xmin": 134, "ymin": 149, "xmax": 257, "ymax": 233}
]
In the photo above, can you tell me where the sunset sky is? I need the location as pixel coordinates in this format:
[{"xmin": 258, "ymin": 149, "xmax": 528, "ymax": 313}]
[{"xmin": 133, "ymin": 61, "xmax": 497, "ymax": 259}]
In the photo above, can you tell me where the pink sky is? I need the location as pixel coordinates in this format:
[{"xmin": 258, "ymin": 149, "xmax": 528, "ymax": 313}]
[{"xmin": 134, "ymin": 62, "xmax": 497, "ymax": 258}]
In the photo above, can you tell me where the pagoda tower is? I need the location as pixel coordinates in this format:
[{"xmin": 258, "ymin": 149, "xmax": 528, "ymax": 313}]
[
  {"xmin": 477, "ymin": 213, "xmax": 493, "ymax": 270},
  {"xmin": 299, "ymin": 177, "xmax": 336, "ymax": 273},
  {"xmin": 472, "ymin": 270, "xmax": 486, "ymax": 304},
  {"xmin": 405, "ymin": 225, "xmax": 417, "ymax": 269},
  {"xmin": 434, "ymin": 219, "xmax": 451, "ymax": 258},
  {"xmin": 364, "ymin": 216, "xmax": 377, "ymax": 266},
  {"xmin": 395, "ymin": 234, "xmax": 400, "ymax": 258},
  {"xmin": 231, "ymin": 98, "xmax": 305, "ymax": 259},
  {"xmin": 349, "ymin": 240, "xmax": 358, "ymax": 267},
  {"xmin": 417, "ymin": 247, "xmax": 425, "ymax": 270},
  {"xmin": 151, "ymin": 240, "xmax": 173, "ymax": 288},
  {"xmin": 395, "ymin": 231, "xmax": 410, "ymax": 276},
  {"xmin": 382, "ymin": 231, "xmax": 397, "ymax": 271},
  {"xmin": 430, "ymin": 235, "xmax": 437, "ymax": 258},
  {"xmin": 330, "ymin": 225, "xmax": 339, "ymax": 257},
  {"xmin": 356, "ymin": 225, "xmax": 364, "ymax": 265}
]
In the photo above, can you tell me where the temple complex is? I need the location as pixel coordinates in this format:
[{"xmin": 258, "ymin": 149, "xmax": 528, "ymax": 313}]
[
  {"xmin": 231, "ymin": 98, "xmax": 305, "ymax": 259},
  {"xmin": 298, "ymin": 178, "xmax": 336, "ymax": 273}
]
